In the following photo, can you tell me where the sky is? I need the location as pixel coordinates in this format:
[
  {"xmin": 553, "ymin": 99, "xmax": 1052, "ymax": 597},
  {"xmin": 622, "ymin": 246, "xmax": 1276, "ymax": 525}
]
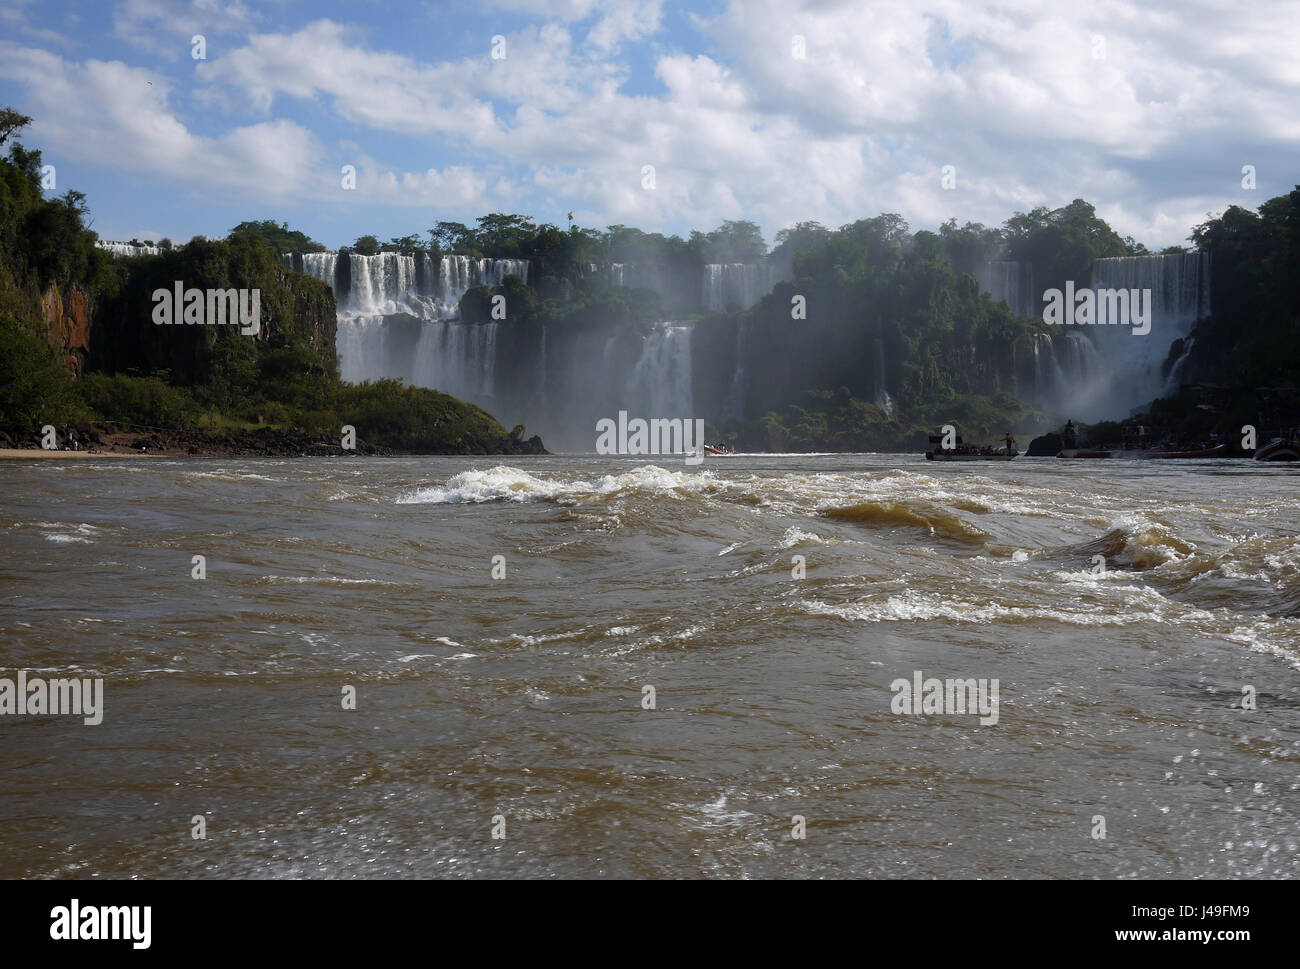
[{"xmin": 1, "ymin": 0, "xmax": 1297, "ymax": 251}]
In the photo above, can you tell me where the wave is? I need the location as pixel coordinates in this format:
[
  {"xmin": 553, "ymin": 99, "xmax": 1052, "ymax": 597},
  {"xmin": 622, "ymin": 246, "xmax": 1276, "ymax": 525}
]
[
  {"xmin": 778, "ymin": 527, "xmax": 826, "ymax": 548},
  {"xmin": 1045, "ymin": 524, "xmax": 1197, "ymax": 570},
  {"xmin": 38, "ymin": 522, "xmax": 102, "ymax": 544},
  {"xmin": 821, "ymin": 500, "xmax": 990, "ymax": 545},
  {"xmin": 398, "ymin": 464, "xmax": 719, "ymax": 505}
]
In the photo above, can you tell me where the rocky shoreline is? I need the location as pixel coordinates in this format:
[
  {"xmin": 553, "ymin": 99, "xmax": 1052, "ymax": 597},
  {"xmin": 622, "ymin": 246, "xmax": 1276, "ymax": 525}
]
[{"xmin": 0, "ymin": 427, "xmax": 547, "ymax": 458}]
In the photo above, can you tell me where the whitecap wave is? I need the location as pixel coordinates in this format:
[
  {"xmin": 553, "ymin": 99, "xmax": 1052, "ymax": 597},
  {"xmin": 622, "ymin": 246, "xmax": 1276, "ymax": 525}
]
[{"xmin": 398, "ymin": 464, "xmax": 718, "ymax": 505}]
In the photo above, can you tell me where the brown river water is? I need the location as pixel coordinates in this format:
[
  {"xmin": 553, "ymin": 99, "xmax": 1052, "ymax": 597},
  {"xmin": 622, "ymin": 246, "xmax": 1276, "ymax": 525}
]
[{"xmin": 2, "ymin": 454, "xmax": 1298, "ymax": 878}]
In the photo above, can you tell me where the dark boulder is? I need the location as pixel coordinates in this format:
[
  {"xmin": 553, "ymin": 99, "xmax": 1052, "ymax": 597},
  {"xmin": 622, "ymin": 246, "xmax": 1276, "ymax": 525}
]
[{"xmin": 1027, "ymin": 432, "xmax": 1062, "ymax": 457}]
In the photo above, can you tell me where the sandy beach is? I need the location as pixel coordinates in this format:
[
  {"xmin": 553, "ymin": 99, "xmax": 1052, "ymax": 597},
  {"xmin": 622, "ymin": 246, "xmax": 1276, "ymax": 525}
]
[{"xmin": 0, "ymin": 448, "xmax": 174, "ymax": 459}]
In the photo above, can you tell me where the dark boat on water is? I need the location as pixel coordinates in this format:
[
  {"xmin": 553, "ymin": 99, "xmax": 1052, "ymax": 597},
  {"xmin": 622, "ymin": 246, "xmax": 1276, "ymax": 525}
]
[
  {"xmin": 1055, "ymin": 420, "xmax": 1229, "ymax": 459},
  {"xmin": 1140, "ymin": 444, "xmax": 1229, "ymax": 459},
  {"xmin": 926, "ymin": 432, "xmax": 1018, "ymax": 461},
  {"xmin": 1060, "ymin": 444, "xmax": 1229, "ymax": 459}
]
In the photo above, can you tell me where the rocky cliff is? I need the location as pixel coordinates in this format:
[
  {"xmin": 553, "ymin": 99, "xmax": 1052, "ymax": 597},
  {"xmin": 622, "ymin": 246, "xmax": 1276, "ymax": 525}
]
[{"xmin": 37, "ymin": 284, "xmax": 93, "ymax": 376}]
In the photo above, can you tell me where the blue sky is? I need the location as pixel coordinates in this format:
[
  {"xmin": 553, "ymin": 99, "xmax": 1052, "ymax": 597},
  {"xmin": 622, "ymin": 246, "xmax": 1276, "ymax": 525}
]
[{"xmin": 1, "ymin": 0, "xmax": 1297, "ymax": 251}]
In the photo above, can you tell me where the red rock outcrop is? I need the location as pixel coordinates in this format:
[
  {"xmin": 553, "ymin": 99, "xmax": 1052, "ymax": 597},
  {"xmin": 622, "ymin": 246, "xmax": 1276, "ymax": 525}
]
[{"xmin": 39, "ymin": 284, "xmax": 92, "ymax": 376}]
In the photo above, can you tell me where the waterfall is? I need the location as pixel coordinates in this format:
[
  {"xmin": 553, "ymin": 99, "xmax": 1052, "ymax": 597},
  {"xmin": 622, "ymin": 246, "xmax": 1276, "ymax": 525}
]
[
  {"xmin": 1032, "ymin": 333, "xmax": 1047, "ymax": 390},
  {"xmin": 1166, "ymin": 336, "xmax": 1196, "ymax": 388},
  {"xmin": 874, "ymin": 336, "xmax": 894, "ymax": 415},
  {"xmin": 1031, "ymin": 332, "xmax": 1067, "ymax": 395},
  {"xmin": 290, "ymin": 252, "xmax": 529, "ymax": 322},
  {"xmin": 976, "ymin": 261, "xmax": 1036, "ymax": 318},
  {"xmin": 626, "ymin": 324, "xmax": 694, "ymax": 418},
  {"xmin": 1030, "ymin": 328, "xmax": 1111, "ymax": 415},
  {"xmin": 1090, "ymin": 253, "xmax": 1208, "ymax": 329},
  {"xmin": 1064, "ymin": 333, "xmax": 1101, "ymax": 383},
  {"xmin": 721, "ymin": 320, "xmax": 749, "ymax": 421},
  {"xmin": 333, "ymin": 316, "xmax": 500, "ymax": 400},
  {"xmin": 280, "ymin": 252, "xmax": 713, "ymax": 451},
  {"xmin": 1080, "ymin": 252, "xmax": 1211, "ymax": 413},
  {"xmin": 599, "ymin": 262, "xmax": 674, "ymax": 301},
  {"xmin": 701, "ymin": 262, "xmax": 786, "ymax": 311},
  {"xmin": 283, "ymin": 252, "xmax": 531, "ymax": 424},
  {"xmin": 593, "ymin": 261, "xmax": 788, "ymax": 311},
  {"xmin": 1026, "ymin": 253, "xmax": 1210, "ymax": 418},
  {"xmin": 98, "ymin": 241, "xmax": 160, "ymax": 257}
]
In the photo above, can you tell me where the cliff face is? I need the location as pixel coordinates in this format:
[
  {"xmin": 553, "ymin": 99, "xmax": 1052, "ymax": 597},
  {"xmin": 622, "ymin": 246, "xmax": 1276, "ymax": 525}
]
[
  {"xmin": 89, "ymin": 244, "xmax": 338, "ymax": 383},
  {"xmin": 281, "ymin": 266, "xmax": 336, "ymax": 351},
  {"xmin": 38, "ymin": 284, "xmax": 93, "ymax": 376}
]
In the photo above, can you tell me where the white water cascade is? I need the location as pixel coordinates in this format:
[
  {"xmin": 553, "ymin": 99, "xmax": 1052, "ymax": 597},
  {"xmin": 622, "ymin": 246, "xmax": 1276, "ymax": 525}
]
[
  {"xmin": 292, "ymin": 252, "xmax": 528, "ymax": 321},
  {"xmin": 701, "ymin": 263, "xmax": 786, "ymax": 311},
  {"xmin": 1076, "ymin": 252, "xmax": 1211, "ymax": 415},
  {"xmin": 986, "ymin": 254, "xmax": 1209, "ymax": 418},
  {"xmin": 97, "ymin": 241, "xmax": 160, "ymax": 257},
  {"xmin": 603, "ymin": 263, "xmax": 678, "ymax": 304},
  {"xmin": 287, "ymin": 252, "xmax": 529, "ymax": 396},
  {"xmin": 626, "ymin": 324, "xmax": 695, "ymax": 419},
  {"xmin": 874, "ymin": 337, "xmax": 894, "ymax": 416},
  {"xmin": 593, "ymin": 261, "xmax": 788, "ymax": 312},
  {"xmin": 976, "ymin": 261, "xmax": 1037, "ymax": 318}
]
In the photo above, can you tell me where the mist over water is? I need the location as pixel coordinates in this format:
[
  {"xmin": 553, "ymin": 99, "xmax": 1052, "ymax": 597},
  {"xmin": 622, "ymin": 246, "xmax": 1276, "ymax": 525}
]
[
  {"xmin": 984, "ymin": 253, "xmax": 1212, "ymax": 421},
  {"xmin": 3, "ymin": 455, "xmax": 1297, "ymax": 878},
  {"xmin": 285, "ymin": 250, "xmax": 1211, "ymax": 449},
  {"xmin": 1076, "ymin": 253, "xmax": 1212, "ymax": 417}
]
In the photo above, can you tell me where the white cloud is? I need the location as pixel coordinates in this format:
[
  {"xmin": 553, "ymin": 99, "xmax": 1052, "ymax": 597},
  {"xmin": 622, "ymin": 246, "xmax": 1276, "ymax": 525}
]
[
  {"xmin": 488, "ymin": 0, "xmax": 664, "ymax": 51},
  {"xmin": 0, "ymin": 0, "xmax": 68, "ymax": 45},
  {"xmin": 5, "ymin": 0, "xmax": 1298, "ymax": 246},
  {"xmin": 112, "ymin": 0, "xmax": 259, "ymax": 59},
  {"xmin": 195, "ymin": 20, "xmax": 502, "ymax": 139},
  {"xmin": 0, "ymin": 44, "xmax": 315, "ymax": 195}
]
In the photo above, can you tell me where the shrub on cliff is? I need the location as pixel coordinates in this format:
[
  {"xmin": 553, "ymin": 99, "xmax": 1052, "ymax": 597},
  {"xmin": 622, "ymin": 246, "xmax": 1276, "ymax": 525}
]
[{"xmin": 0, "ymin": 310, "xmax": 81, "ymax": 433}]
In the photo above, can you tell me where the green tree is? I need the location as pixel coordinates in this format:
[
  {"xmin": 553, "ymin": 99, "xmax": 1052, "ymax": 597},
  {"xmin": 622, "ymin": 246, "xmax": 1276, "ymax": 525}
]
[
  {"xmin": 0, "ymin": 312, "xmax": 78, "ymax": 433},
  {"xmin": 430, "ymin": 221, "xmax": 474, "ymax": 252},
  {"xmin": 458, "ymin": 285, "xmax": 492, "ymax": 323},
  {"xmin": 0, "ymin": 107, "xmax": 31, "ymax": 149},
  {"xmin": 691, "ymin": 219, "xmax": 767, "ymax": 263},
  {"xmin": 1003, "ymin": 198, "xmax": 1128, "ymax": 295},
  {"xmin": 229, "ymin": 220, "xmax": 325, "ymax": 253},
  {"xmin": 475, "ymin": 213, "xmax": 536, "ymax": 256},
  {"xmin": 385, "ymin": 234, "xmax": 423, "ymax": 254}
]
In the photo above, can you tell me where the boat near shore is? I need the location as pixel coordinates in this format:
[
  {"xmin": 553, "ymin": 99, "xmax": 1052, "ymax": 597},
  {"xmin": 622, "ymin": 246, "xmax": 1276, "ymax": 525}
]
[
  {"xmin": 927, "ymin": 448, "xmax": 1019, "ymax": 461},
  {"xmin": 1058, "ymin": 444, "xmax": 1229, "ymax": 459},
  {"xmin": 1140, "ymin": 444, "xmax": 1229, "ymax": 459},
  {"xmin": 925, "ymin": 430, "xmax": 1019, "ymax": 461}
]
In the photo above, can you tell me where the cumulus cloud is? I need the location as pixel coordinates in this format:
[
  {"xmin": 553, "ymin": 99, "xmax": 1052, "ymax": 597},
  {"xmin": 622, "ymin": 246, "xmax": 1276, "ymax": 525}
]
[
  {"xmin": 3, "ymin": 0, "xmax": 1297, "ymax": 245},
  {"xmin": 0, "ymin": 42, "xmax": 320, "ymax": 196}
]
